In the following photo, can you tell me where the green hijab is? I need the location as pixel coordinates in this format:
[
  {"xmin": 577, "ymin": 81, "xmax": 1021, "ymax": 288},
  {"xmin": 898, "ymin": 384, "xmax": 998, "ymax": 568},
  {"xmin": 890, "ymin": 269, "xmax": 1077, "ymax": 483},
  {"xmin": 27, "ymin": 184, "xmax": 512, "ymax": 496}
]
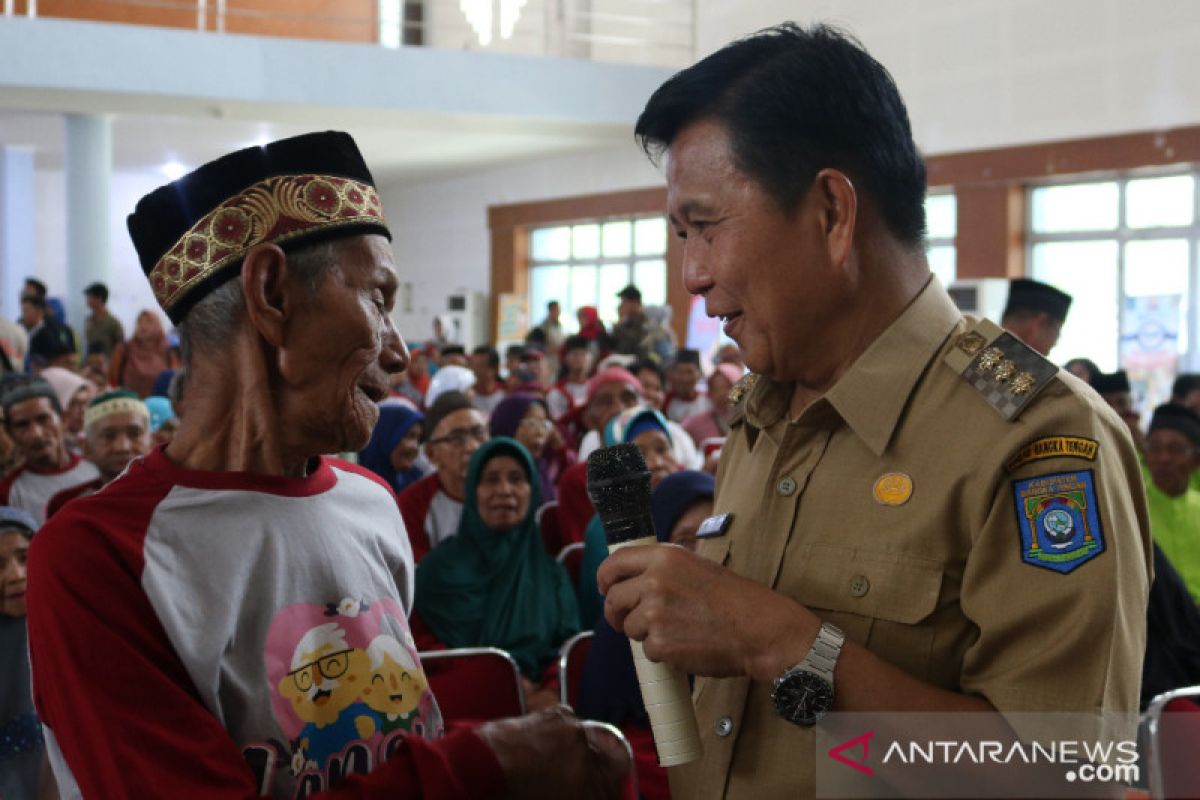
[{"xmin": 414, "ymin": 437, "xmax": 581, "ymax": 678}]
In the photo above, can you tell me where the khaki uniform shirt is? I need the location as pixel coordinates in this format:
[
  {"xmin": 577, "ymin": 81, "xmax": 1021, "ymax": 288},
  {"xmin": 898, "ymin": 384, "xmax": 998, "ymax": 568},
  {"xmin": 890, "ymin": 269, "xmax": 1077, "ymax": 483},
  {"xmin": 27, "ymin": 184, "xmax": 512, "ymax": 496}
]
[{"xmin": 672, "ymin": 281, "xmax": 1151, "ymax": 800}]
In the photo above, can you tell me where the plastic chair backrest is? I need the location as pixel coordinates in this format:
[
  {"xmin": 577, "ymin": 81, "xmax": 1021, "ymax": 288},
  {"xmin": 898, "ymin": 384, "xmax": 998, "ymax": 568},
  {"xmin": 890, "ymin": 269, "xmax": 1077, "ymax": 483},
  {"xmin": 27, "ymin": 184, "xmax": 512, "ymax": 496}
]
[
  {"xmin": 581, "ymin": 720, "xmax": 639, "ymax": 800},
  {"xmin": 536, "ymin": 500, "xmax": 561, "ymax": 553},
  {"xmin": 1141, "ymin": 685, "xmax": 1200, "ymax": 799},
  {"xmin": 418, "ymin": 647, "xmax": 527, "ymax": 724},
  {"xmin": 556, "ymin": 542, "xmax": 585, "ymax": 589},
  {"xmin": 557, "ymin": 630, "xmax": 595, "ymax": 708}
]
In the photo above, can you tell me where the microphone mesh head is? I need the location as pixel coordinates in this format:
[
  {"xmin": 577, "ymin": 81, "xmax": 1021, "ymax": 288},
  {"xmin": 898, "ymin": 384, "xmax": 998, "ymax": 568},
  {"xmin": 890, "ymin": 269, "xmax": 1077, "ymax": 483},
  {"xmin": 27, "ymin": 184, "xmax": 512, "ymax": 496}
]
[{"xmin": 587, "ymin": 444, "xmax": 654, "ymax": 544}]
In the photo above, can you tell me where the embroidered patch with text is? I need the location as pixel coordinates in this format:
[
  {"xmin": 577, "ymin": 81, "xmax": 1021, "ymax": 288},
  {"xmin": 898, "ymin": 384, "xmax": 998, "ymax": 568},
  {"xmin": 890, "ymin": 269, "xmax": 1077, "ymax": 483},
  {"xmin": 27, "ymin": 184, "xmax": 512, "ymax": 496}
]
[
  {"xmin": 1005, "ymin": 436, "xmax": 1099, "ymax": 472},
  {"xmin": 1012, "ymin": 470, "xmax": 1106, "ymax": 574}
]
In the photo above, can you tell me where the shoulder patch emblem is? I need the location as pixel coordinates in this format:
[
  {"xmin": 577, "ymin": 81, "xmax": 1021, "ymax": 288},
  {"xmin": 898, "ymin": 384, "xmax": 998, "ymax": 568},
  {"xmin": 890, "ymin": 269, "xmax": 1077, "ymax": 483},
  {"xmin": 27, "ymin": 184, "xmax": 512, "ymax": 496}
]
[
  {"xmin": 1005, "ymin": 436, "xmax": 1099, "ymax": 472},
  {"xmin": 1012, "ymin": 470, "xmax": 1105, "ymax": 574},
  {"xmin": 946, "ymin": 322, "xmax": 1057, "ymax": 420}
]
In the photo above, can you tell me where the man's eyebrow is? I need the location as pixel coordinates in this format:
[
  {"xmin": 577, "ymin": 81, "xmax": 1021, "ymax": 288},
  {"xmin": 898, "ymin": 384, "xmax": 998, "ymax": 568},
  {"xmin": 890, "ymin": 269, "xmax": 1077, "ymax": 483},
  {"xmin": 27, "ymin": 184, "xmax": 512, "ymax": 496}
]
[{"xmin": 669, "ymin": 200, "xmax": 716, "ymax": 226}]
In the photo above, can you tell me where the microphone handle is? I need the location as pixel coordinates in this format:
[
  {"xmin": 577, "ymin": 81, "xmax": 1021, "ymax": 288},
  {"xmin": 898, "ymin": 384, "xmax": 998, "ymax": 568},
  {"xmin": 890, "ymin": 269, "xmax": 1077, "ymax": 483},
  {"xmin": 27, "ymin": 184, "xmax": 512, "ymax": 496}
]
[{"xmin": 608, "ymin": 536, "xmax": 703, "ymax": 767}]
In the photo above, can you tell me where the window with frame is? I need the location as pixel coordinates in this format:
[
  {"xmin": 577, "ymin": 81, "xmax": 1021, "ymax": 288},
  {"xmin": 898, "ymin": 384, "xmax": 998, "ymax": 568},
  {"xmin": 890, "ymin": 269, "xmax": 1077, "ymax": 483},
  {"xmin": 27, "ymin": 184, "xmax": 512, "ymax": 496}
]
[
  {"xmin": 528, "ymin": 216, "xmax": 668, "ymax": 329},
  {"xmin": 925, "ymin": 191, "xmax": 957, "ymax": 287},
  {"xmin": 1028, "ymin": 173, "xmax": 1196, "ymax": 379}
]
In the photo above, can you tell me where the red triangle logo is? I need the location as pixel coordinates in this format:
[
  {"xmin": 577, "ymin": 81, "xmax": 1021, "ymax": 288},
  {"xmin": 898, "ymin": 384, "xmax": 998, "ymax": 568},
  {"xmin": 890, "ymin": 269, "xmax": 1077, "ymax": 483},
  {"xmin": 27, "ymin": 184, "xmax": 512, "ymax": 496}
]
[{"xmin": 827, "ymin": 731, "xmax": 875, "ymax": 776}]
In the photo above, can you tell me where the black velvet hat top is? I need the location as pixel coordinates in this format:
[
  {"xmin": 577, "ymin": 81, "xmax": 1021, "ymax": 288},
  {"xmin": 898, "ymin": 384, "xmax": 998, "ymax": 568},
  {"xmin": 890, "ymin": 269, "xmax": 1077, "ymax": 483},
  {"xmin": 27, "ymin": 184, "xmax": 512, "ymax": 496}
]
[
  {"xmin": 1003, "ymin": 278, "xmax": 1073, "ymax": 323},
  {"xmin": 127, "ymin": 131, "xmax": 390, "ymax": 324}
]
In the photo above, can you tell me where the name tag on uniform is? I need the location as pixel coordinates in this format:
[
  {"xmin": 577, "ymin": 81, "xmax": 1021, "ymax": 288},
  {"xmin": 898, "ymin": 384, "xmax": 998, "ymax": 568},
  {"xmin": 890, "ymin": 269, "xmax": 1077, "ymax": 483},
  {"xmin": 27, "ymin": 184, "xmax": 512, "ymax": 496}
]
[{"xmin": 696, "ymin": 513, "xmax": 733, "ymax": 539}]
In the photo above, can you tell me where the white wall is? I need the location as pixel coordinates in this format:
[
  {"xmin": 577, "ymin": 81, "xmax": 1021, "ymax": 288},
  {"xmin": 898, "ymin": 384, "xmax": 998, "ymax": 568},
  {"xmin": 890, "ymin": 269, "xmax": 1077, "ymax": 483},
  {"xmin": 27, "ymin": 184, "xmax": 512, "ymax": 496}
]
[
  {"xmin": 34, "ymin": 168, "xmax": 170, "ymax": 336},
  {"xmin": 378, "ymin": 144, "xmax": 664, "ymax": 346},
  {"xmin": 696, "ymin": 0, "xmax": 1200, "ymax": 155}
]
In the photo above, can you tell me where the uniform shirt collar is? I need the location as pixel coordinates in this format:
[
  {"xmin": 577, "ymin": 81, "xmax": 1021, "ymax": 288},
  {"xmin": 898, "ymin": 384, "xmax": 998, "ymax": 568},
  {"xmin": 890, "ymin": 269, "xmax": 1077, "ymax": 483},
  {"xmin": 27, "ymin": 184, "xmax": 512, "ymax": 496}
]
[{"xmin": 743, "ymin": 277, "xmax": 963, "ymax": 455}]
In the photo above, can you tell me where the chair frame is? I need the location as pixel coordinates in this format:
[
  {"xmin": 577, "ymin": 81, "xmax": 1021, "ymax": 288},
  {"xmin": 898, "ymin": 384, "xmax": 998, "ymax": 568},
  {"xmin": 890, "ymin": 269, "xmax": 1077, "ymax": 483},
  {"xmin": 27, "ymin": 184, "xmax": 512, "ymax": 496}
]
[
  {"xmin": 419, "ymin": 646, "xmax": 528, "ymax": 717},
  {"xmin": 580, "ymin": 720, "xmax": 638, "ymax": 800},
  {"xmin": 557, "ymin": 629, "xmax": 595, "ymax": 708},
  {"xmin": 1141, "ymin": 684, "xmax": 1200, "ymax": 799}
]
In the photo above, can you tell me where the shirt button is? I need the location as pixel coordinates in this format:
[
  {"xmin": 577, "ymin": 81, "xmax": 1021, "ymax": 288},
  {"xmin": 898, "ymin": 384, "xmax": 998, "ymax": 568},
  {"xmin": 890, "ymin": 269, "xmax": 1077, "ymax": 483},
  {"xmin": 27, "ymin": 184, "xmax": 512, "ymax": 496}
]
[
  {"xmin": 849, "ymin": 574, "xmax": 870, "ymax": 598},
  {"xmin": 715, "ymin": 716, "xmax": 734, "ymax": 737},
  {"xmin": 776, "ymin": 476, "xmax": 797, "ymax": 496}
]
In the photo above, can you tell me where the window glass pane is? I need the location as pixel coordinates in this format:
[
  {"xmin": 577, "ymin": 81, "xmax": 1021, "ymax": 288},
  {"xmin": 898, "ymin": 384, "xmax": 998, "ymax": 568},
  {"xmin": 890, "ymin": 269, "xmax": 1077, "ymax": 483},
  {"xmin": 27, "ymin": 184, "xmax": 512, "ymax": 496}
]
[
  {"xmin": 634, "ymin": 217, "xmax": 667, "ymax": 255},
  {"xmin": 599, "ymin": 263, "xmax": 630, "ymax": 325},
  {"xmin": 530, "ymin": 265, "xmax": 569, "ymax": 329},
  {"xmin": 572, "ymin": 224, "xmax": 600, "ymax": 259},
  {"xmin": 925, "ymin": 194, "xmax": 956, "ymax": 240},
  {"xmin": 1030, "ymin": 183, "xmax": 1119, "ymax": 233},
  {"xmin": 569, "ymin": 265, "xmax": 598, "ymax": 325},
  {"xmin": 602, "ymin": 221, "xmax": 632, "ymax": 258},
  {"xmin": 1031, "ymin": 241, "xmax": 1119, "ymax": 370},
  {"xmin": 531, "ymin": 226, "xmax": 570, "ymax": 261},
  {"xmin": 1124, "ymin": 238, "xmax": 1189, "ymax": 356},
  {"xmin": 927, "ymin": 246, "xmax": 956, "ymax": 288},
  {"xmin": 635, "ymin": 259, "xmax": 667, "ymax": 307},
  {"xmin": 1126, "ymin": 175, "xmax": 1195, "ymax": 229}
]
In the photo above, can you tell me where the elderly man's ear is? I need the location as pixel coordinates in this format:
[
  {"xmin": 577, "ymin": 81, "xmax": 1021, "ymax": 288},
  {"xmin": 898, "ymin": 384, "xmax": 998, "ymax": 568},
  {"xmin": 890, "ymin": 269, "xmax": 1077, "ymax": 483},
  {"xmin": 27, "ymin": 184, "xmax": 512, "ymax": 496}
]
[{"xmin": 241, "ymin": 243, "xmax": 293, "ymax": 349}]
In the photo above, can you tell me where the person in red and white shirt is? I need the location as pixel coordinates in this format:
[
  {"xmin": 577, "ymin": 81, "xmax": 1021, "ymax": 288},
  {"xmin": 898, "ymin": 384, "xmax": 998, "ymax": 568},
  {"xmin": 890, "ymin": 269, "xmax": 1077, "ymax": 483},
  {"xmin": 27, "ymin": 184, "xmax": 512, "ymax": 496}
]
[
  {"xmin": 662, "ymin": 348, "xmax": 712, "ymax": 423},
  {"xmin": 26, "ymin": 131, "xmax": 623, "ymax": 800},
  {"xmin": 0, "ymin": 376, "xmax": 99, "ymax": 524},
  {"xmin": 396, "ymin": 391, "xmax": 487, "ymax": 562},
  {"xmin": 546, "ymin": 336, "xmax": 593, "ymax": 422},
  {"xmin": 468, "ymin": 345, "xmax": 506, "ymax": 419},
  {"xmin": 45, "ymin": 389, "xmax": 152, "ymax": 518}
]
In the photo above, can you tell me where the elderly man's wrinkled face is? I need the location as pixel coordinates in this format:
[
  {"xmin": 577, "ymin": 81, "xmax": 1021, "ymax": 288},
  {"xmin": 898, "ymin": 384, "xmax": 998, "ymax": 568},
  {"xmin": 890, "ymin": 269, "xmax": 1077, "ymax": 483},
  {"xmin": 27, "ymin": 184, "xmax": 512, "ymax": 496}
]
[
  {"xmin": 6, "ymin": 397, "xmax": 66, "ymax": 471},
  {"xmin": 279, "ymin": 235, "xmax": 408, "ymax": 454},
  {"xmin": 85, "ymin": 410, "xmax": 152, "ymax": 482}
]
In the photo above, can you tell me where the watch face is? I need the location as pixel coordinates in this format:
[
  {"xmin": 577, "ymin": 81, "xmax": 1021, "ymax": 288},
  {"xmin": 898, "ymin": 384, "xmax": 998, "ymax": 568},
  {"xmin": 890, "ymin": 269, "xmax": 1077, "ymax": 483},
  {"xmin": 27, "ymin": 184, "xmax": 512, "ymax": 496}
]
[{"xmin": 773, "ymin": 670, "xmax": 833, "ymax": 727}]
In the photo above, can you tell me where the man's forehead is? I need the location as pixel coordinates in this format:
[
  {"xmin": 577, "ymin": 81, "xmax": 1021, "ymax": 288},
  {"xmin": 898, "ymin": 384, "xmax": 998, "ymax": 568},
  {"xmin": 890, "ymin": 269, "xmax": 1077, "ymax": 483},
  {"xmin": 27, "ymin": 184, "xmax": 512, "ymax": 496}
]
[
  {"xmin": 434, "ymin": 407, "xmax": 484, "ymax": 434},
  {"xmin": 7, "ymin": 396, "xmax": 56, "ymax": 419}
]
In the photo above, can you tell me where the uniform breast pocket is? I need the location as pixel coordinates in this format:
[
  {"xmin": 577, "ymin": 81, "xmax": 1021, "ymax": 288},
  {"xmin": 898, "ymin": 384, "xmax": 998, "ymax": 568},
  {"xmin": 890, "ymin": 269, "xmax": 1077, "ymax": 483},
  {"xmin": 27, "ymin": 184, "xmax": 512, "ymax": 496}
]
[{"xmin": 778, "ymin": 544, "xmax": 945, "ymax": 682}]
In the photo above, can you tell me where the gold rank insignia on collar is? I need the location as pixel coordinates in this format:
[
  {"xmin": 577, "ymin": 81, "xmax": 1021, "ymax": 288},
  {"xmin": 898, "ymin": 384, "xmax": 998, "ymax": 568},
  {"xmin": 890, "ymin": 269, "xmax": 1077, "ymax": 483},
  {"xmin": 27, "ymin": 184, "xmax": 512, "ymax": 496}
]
[
  {"xmin": 944, "ymin": 319, "xmax": 1058, "ymax": 421},
  {"xmin": 728, "ymin": 373, "xmax": 759, "ymax": 406}
]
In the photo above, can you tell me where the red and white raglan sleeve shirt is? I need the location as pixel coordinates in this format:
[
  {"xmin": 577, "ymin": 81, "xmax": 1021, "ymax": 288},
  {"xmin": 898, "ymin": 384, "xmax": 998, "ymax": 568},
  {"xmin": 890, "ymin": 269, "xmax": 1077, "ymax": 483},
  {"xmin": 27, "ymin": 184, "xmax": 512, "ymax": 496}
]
[{"xmin": 27, "ymin": 448, "xmax": 504, "ymax": 799}]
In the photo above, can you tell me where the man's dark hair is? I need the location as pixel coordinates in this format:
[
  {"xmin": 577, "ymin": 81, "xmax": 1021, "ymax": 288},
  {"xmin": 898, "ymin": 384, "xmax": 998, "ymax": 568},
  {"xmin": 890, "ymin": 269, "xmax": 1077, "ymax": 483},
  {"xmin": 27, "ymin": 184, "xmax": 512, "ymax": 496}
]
[
  {"xmin": 1172, "ymin": 373, "xmax": 1200, "ymax": 402},
  {"xmin": 630, "ymin": 358, "xmax": 664, "ymax": 384},
  {"xmin": 473, "ymin": 345, "xmax": 501, "ymax": 370},
  {"xmin": 563, "ymin": 335, "xmax": 590, "ymax": 354},
  {"xmin": 20, "ymin": 294, "xmax": 45, "ymax": 311},
  {"xmin": 441, "ymin": 345, "xmax": 466, "ymax": 358},
  {"xmin": 503, "ymin": 344, "xmax": 525, "ymax": 363},
  {"xmin": 548, "ymin": 300, "xmax": 560, "ymax": 310},
  {"xmin": 23, "ymin": 278, "xmax": 47, "ymax": 300},
  {"xmin": 634, "ymin": 22, "xmax": 927, "ymax": 245},
  {"xmin": 84, "ymin": 283, "xmax": 110, "ymax": 303}
]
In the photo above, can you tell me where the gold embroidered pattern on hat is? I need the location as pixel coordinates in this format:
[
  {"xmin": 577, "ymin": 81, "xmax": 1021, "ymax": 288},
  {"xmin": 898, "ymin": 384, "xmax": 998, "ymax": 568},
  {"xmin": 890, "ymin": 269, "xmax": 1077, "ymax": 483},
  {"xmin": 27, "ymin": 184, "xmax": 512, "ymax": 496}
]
[
  {"xmin": 149, "ymin": 174, "xmax": 385, "ymax": 313},
  {"xmin": 84, "ymin": 397, "xmax": 149, "ymax": 429}
]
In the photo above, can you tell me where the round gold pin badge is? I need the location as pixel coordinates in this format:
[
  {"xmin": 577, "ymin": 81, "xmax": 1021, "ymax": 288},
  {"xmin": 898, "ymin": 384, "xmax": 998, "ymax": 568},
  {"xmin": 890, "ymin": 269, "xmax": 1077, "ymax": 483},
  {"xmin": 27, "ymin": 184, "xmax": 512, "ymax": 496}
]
[{"xmin": 873, "ymin": 473, "xmax": 913, "ymax": 506}]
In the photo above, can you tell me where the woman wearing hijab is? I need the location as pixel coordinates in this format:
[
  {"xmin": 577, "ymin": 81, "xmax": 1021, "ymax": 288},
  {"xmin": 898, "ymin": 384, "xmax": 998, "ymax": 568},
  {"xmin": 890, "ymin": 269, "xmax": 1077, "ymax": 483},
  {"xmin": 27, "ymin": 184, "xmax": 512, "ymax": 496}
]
[
  {"xmin": 358, "ymin": 401, "xmax": 427, "ymax": 495},
  {"xmin": 39, "ymin": 366, "xmax": 97, "ymax": 456},
  {"xmin": 576, "ymin": 470, "xmax": 715, "ymax": 800},
  {"xmin": 109, "ymin": 310, "xmax": 170, "ymax": 398},
  {"xmin": 0, "ymin": 506, "xmax": 43, "ymax": 799},
  {"xmin": 413, "ymin": 438, "xmax": 580, "ymax": 710},
  {"xmin": 576, "ymin": 406, "xmax": 680, "ymax": 628},
  {"xmin": 488, "ymin": 393, "xmax": 575, "ymax": 503},
  {"xmin": 575, "ymin": 306, "xmax": 606, "ymax": 344}
]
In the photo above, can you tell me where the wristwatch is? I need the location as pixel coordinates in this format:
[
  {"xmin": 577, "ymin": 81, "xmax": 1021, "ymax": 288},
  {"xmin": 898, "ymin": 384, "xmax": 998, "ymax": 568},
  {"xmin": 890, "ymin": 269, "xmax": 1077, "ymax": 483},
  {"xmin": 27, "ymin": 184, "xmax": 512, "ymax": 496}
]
[{"xmin": 770, "ymin": 622, "xmax": 845, "ymax": 727}]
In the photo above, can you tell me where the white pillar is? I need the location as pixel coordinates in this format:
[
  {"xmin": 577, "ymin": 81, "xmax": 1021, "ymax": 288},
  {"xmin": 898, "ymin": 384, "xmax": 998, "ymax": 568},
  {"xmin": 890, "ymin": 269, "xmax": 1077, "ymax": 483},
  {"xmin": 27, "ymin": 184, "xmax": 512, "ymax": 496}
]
[
  {"xmin": 0, "ymin": 145, "xmax": 35, "ymax": 322},
  {"xmin": 64, "ymin": 113, "xmax": 112, "ymax": 338}
]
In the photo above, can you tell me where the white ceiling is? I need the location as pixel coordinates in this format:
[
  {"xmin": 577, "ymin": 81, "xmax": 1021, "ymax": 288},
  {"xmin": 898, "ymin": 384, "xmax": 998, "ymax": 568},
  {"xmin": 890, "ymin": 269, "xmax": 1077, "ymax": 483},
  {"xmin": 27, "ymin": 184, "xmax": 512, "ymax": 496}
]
[{"xmin": 0, "ymin": 106, "xmax": 631, "ymax": 183}]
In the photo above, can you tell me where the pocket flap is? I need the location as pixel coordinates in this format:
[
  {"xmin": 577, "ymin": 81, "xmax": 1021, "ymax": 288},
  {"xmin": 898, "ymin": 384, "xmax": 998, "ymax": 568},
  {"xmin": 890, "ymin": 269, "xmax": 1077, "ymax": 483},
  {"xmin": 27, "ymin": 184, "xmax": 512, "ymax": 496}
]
[{"xmin": 782, "ymin": 544, "xmax": 942, "ymax": 624}]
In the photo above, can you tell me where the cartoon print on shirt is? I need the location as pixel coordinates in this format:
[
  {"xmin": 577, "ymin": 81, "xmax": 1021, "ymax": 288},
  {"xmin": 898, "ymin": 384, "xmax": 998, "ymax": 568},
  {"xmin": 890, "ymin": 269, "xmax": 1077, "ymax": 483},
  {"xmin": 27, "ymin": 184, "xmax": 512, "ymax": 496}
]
[
  {"xmin": 248, "ymin": 596, "xmax": 443, "ymax": 798},
  {"xmin": 277, "ymin": 621, "xmax": 380, "ymax": 769},
  {"xmin": 362, "ymin": 634, "xmax": 429, "ymax": 734}
]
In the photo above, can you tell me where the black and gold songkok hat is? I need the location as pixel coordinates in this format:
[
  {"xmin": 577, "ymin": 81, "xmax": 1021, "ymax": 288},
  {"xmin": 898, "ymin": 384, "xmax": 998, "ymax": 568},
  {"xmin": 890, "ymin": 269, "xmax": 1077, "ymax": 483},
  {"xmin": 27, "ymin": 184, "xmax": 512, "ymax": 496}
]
[{"xmin": 128, "ymin": 131, "xmax": 390, "ymax": 324}]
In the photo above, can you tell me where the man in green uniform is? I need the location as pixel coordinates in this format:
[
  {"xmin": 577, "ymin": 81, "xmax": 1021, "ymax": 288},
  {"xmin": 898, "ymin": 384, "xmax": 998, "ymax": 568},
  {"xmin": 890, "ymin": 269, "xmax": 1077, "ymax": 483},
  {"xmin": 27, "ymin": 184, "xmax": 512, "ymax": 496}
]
[
  {"xmin": 597, "ymin": 23, "xmax": 1152, "ymax": 798},
  {"xmin": 1144, "ymin": 403, "xmax": 1200, "ymax": 600}
]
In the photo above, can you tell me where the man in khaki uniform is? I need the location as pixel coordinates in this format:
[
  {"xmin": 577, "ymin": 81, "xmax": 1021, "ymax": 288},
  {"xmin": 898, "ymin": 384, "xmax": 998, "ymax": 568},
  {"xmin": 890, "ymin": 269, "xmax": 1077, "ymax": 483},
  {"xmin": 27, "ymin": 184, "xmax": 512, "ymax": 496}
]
[{"xmin": 597, "ymin": 23, "xmax": 1151, "ymax": 799}]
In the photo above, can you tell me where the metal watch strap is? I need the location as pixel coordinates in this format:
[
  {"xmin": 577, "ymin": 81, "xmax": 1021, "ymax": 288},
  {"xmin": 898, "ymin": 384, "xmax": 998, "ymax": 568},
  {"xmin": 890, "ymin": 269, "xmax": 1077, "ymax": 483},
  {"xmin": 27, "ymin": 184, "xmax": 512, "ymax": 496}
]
[{"xmin": 799, "ymin": 623, "xmax": 845, "ymax": 682}]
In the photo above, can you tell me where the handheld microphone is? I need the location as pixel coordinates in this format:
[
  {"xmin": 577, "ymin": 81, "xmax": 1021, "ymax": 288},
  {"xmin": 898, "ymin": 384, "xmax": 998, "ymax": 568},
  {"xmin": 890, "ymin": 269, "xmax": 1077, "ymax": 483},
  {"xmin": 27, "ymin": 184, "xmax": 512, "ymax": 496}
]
[{"xmin": 587, "ymin": 444, "xmax": 702, "ymax": 767}]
